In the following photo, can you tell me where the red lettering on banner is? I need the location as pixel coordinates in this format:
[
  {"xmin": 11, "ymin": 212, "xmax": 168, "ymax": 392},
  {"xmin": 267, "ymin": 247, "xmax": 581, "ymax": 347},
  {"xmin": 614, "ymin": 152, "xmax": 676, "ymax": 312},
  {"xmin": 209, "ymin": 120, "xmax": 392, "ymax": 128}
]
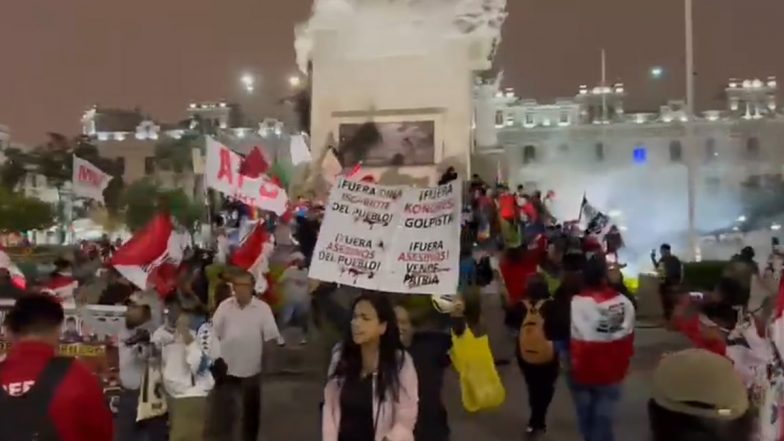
[
  {"xmin": 259, "ymin": 182, "xmax": 279, "ymax": 200},
  {"xmin": 78, "ymin": 166, "xmax": 104, "ymax": 186},
  {"xmin": 217, "ymin": 148, "xmax": 233, "ymax": 184}
]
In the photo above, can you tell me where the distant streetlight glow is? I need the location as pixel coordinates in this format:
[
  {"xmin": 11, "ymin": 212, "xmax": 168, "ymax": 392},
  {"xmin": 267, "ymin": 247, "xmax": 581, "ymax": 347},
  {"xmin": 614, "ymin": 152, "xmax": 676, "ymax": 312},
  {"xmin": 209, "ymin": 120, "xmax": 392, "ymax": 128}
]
[
  {"xmin": 288, "ymin": 75, "xmax": 302, "ymax": 88},
  {"xmin": 241, "ymin": 73, "xmax": 255, "ymax": 94},
  {"xmin": 650, "ymin": 66, "xmax": 664, "ymax": 79}
]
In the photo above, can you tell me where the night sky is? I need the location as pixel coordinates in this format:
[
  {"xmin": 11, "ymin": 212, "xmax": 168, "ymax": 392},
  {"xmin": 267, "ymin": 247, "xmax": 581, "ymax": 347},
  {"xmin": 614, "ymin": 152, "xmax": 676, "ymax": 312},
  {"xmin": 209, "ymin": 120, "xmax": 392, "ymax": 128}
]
[{"xmin": 1, "ymin": 0, "xmax": 782, "ymax": 144}]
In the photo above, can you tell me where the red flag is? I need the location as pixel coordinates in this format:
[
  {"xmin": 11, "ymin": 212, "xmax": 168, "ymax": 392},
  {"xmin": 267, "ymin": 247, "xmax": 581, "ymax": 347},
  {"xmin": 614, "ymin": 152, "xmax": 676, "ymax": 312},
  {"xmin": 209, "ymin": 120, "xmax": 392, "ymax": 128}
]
[
  {"xmin": 231, "ymin": 222, "xmax": 274, "ymax": 294},
  {"xmin": 41, "ymin": 275, "xmax": 78, "ymax": 305},
  {"xmin": 111, "ymin": 213, "xmax": 187, "ymax": 297},
  {"xmin": 239, "ymin": 147, "xmax": 270, "ymax": 179}
]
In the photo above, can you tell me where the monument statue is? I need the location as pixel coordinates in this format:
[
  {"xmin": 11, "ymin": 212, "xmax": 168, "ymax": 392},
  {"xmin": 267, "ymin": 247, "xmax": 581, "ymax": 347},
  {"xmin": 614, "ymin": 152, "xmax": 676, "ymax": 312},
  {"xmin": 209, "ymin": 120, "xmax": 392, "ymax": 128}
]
[{"xmin": 295, "ymin": 0, "xmax": 507, "ymax": 73}]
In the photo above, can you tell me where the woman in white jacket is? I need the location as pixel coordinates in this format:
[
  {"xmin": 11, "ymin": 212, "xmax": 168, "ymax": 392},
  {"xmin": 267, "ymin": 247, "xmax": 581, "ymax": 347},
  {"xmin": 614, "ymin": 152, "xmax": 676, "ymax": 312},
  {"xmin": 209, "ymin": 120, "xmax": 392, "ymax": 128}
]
[{"xmin": 152, "ymin": 299, "xmax": 220, "ymax": 441}]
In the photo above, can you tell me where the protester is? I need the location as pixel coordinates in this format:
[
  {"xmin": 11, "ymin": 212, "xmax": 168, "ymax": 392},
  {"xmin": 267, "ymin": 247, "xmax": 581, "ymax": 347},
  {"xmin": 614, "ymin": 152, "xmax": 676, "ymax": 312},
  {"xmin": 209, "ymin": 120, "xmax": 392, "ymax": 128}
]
[
  {"xmin": 649, "ymin": 349, "xmax": 752, "ymax": 441},
  {"xmin": 278, "ymin": 251, "xmax": 311, "ymax": 345},
  {"xmin": 0, "ymin": 267, "xmax": 24, "ymax": 299},
  {"xmin": 116, "ymin": 291, "xmax": 167, "ymax": 441},
  {"xmin": 153, "ymin": 295, "xmax": 219, "ymax": 441},
  {"xmin": 651, "ymin": 243, "xmax": 683, "ymax": 319},
  {"xmin": 0, "ymin": 294, "xmax": 113, "ymax": 440},
  {"xmin": 570, "ymin": 256, "xmax": 635, "ymax": 441},
  {"xmin": 210, "ymin": 268, "xmax": 282, "ymax": 441},
  {"xmin": 98, "ymin": 268, "xmax": 135, "ymax": 305},
  {"xmin": 322, "ymin": 292, "xmax": 418, "ymax": 441},
  {"xmin": 506, "ymin": 276, "xmax": 559, "ymax": 439}
]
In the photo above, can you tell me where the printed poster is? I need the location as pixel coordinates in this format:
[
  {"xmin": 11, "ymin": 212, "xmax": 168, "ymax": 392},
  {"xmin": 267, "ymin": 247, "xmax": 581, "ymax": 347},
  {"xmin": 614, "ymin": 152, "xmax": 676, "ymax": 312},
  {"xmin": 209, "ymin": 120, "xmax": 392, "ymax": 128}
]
[{"xmin": 308, "ymin": 178, "xmax": 461, "ymax": 295}]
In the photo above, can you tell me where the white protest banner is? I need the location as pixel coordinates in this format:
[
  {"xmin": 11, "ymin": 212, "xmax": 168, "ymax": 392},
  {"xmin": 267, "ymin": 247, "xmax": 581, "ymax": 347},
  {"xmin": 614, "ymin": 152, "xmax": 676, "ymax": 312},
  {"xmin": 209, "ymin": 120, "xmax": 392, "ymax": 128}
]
[
  {"xmin": 72, "ymin": 156, "xmax": 112, "ymax": 203},
  {"xmin": 204, "ymin": 138, "xmax": 288, "ymax": 215},
  {"xmin": 308, "ymin": 178, "xmax": 461, "ymax": 295},
  {"xmin": 381, "ymin": 181, "xmax": 461, "ymax": 294}
]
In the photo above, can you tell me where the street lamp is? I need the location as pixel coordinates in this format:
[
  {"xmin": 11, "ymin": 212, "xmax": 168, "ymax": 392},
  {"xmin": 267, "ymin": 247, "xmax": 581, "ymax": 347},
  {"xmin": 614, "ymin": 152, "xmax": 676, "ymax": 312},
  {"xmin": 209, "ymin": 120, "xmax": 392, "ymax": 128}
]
[
  {"xmin": 288, "ymin": 75, "xmax": 302, "ymax": 88},
  {"xmin": 241, "ymin": 73, "xmax": 255, "ymax": 94},
  {"xmin": 650, "ymin": 66, "xmax": 664, "ymax": 79}
]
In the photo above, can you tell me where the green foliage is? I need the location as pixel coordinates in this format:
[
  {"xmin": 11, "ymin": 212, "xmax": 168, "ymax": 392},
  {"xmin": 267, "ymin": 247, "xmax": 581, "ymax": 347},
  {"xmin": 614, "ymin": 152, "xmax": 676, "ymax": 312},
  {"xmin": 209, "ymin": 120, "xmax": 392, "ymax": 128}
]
[
  {"xmin": 121, "ymin": 179, "xmax": 204, "ymax": 232},
  {"xmin": 0, "ymin": 147, "xmax": 31, "ymax": 190},
  {"xmin": 0, "ymin": 188, "xmax": 55, "ymax": 233},
  {"xmin": 155, "ymin": 134, "xmax": 201, "ymax": 174},
  {"xmin": 683, "ymin": 261, "xmax": 727, "ymax": 291}
]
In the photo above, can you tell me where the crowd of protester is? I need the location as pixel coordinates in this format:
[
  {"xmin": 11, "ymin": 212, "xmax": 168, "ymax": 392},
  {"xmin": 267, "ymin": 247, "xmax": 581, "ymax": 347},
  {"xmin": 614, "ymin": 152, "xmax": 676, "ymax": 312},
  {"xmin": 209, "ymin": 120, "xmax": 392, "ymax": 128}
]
[{"xmin": 0, "ymin": 169, "xmax": 776, "ymax": 441}]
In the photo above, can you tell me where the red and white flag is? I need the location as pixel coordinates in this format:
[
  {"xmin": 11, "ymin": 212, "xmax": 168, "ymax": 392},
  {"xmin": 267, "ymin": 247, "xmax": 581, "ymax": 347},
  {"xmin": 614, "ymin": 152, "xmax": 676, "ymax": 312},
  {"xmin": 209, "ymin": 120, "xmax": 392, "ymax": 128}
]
[
  {"xmin": 0, "ymin": 250, "xmax": 26, "ymax": 290},
  {"xmin": 204, "ymin": 138, "xmax": 288, "ymax": 215},
  {"xmin": 72, "ymin": 156, "xmax": 112, "ymax": 203},
  {"xmin": 41, "ymin": 275, "xmax": 78, "ymax": 306},
  {"xmin": 110, "ymin": 213, "xmax": 188, "ymax": 296},
  {"xmin": 231, "ymin": 221, "xmax": 274, "ymax": 294}
]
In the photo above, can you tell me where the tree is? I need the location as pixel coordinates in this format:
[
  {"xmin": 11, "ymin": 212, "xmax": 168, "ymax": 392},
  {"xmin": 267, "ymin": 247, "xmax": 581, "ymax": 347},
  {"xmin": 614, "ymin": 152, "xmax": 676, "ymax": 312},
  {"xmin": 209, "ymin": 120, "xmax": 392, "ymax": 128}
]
[
  {"xmin": 0, "ymin": 188, "xmax": 55, "ymax": 233},
  {"xmin": 0, "ymin": 147, "xmax": 32, "ymax": 190},
  {"xmin": 154, "ymin": 134, "xmax": 204, "ymax": 197},
  {"xmin": 121, "ymin": 179, "xmax": 205, "ymax": 232}
]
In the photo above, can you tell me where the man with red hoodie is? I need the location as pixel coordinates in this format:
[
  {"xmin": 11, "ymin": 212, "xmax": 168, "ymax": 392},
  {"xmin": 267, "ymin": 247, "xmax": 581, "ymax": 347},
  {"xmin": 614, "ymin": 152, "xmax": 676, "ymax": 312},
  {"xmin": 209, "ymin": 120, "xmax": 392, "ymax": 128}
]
[
  {"xmin": 0, "ymin": 294, "xmax": 113, "ymax": 441},
  {"xmin": 569, "ymin": 256, "xmax": 635, "ymax": 441}
]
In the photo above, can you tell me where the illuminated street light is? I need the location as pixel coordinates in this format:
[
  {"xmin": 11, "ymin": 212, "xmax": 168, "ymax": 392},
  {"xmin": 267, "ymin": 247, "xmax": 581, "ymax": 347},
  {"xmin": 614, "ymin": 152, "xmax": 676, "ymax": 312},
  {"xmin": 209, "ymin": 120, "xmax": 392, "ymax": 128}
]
[
  {"xmin": 650, "ymin": 66, "xmax": 664, "ymax": 79},
  {"xmin": 241, "ymin": 73, "xmax": 255, "ymax": 93},
  {"xmin": 288, "ymin": 75, "xmax": 302, "ymax": 88}
]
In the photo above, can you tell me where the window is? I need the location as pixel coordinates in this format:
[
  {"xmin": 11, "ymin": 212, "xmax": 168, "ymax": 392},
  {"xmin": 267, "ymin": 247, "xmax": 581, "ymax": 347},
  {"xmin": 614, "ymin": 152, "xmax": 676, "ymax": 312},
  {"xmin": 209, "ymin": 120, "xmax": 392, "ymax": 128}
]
[
  {"xmin": 704, "ymin": 138, "xmax": 717, "ymax": 163},
  {"xmin": 524, "ymin": 113, "xmax": 535, "ymax": 126},
  {"xmin": 495, "ymin": 111, "xmax": 504, "ymax": 126},
  {"xmin": 144, "ymin": 157, "xmax": 156, "ymax": 175},
  {"xmin": 669, "ymin": 140, "xmax": 683, "ymax": 162},
  {"xmin": 523, "ymin": 145, "xmax": 537, "ymax": 164},
  {"xmin": 559, "ymin": 111, "xmax": 570, "ymax": 125},
  {"xmin": 747, "ymin": 137, "xmax": 760, "ymax": 159},
  {"xmin": 595, "ymin": 142, "xmax": 605, "ymax": 161},
  {"xmin": 116, "ymin": 157, "xmax": 126, "ymax": 175}
]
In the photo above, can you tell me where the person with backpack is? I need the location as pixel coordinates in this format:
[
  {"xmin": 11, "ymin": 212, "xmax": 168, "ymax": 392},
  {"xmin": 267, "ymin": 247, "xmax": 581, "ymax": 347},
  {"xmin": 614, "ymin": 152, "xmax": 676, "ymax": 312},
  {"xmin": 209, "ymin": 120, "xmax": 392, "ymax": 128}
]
[
  {"xmin": 506, "ymin": 275, "xmax": 559, "ymax": 439},
  {"xmin": 0, "ymin": 294, "xmax": 113, "ymax": 441}
]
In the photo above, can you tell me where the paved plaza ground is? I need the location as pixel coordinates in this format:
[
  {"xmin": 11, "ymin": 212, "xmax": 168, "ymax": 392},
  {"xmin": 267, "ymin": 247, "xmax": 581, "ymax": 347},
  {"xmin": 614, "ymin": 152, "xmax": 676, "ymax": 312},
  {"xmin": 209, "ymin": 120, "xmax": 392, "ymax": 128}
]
[{"xmin": 259, "ymin": 324, "xmax": 689, "ymax": 441}]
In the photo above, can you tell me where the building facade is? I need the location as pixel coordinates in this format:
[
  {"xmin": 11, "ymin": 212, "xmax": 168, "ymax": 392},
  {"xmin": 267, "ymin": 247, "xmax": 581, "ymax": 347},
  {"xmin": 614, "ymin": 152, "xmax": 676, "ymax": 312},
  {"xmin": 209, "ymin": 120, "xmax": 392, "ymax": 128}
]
[
  {"xmin": 476, "ymin": 77, "xmax": 784, "ymax": 260},
  {"xmin": 80, "ymin": 103, "xmax": 290, "ymax": 194}
]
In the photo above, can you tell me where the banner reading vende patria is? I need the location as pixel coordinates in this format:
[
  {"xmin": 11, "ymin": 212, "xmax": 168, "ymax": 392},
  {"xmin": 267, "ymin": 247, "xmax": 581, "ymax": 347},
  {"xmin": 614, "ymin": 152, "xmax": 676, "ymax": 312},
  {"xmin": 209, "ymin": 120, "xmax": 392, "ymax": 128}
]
[{"xmin": 308, "ymin": 178, "xmax": 461, "ymax": 295}]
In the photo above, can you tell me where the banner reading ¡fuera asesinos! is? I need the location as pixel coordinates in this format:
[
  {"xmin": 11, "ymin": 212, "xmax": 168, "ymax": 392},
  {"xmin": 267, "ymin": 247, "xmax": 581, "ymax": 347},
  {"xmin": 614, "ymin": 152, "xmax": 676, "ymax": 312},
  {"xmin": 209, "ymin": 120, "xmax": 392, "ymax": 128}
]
[{"xmin": 308, "ymin": 178, "xmax": 461, "ymax": 295}]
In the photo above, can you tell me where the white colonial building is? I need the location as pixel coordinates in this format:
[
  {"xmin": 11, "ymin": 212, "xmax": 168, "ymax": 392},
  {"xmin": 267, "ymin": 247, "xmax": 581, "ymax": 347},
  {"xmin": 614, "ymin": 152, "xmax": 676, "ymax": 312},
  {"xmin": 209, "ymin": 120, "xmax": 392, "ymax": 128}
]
[
  {"xmin": 80, "ymin": 102, "xmax": 291, "ymax": 193},
  {"xmin": 475, "ymin": 77, "xmax": 784, "ymax": 261}
]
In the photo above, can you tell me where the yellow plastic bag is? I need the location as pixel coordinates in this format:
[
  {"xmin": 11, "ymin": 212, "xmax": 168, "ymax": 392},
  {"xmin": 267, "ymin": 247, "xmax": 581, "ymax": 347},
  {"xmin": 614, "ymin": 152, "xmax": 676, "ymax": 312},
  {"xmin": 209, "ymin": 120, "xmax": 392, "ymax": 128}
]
[{"xmin": 450, "ymin": 328, "xmax": 506, "ymax": 412}]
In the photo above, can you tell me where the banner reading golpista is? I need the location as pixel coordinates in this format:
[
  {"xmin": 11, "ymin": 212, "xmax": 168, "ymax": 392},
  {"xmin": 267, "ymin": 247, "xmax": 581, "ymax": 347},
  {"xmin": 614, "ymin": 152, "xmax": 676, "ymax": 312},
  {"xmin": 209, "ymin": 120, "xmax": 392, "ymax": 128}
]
[{"xmin": 308, "ymin": 178, "xmax": 461, "ymax": 295}]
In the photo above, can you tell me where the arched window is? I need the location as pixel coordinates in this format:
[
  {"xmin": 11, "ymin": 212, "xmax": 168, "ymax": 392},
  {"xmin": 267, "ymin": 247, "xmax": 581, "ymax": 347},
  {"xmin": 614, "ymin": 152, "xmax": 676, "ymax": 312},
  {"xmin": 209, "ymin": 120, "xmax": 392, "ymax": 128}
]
[
  {"xmin": 669, "ymin": 140, "xmax": 683, "ymax": 162},
  {"xmin": 523, "ymin": 145, "xmax": 537, "ymax": 164},
  {"xmin": 747, "ymin": 137, "xmax": 760, "ymax": 159},
  {"xmin": 595, "ymin": 142, "xmax": 605, "ymax": 161},
  {"xmin": 704, "ymin": 138, "xmax": 717, "ymax": 163}
]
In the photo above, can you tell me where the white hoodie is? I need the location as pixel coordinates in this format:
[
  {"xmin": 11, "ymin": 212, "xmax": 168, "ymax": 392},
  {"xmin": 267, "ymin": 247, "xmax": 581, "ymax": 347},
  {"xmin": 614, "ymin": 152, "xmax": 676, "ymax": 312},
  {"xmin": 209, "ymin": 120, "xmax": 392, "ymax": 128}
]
[{"xmin": 152, "ymin": 321, "xmax": 220, "ymax": 399}]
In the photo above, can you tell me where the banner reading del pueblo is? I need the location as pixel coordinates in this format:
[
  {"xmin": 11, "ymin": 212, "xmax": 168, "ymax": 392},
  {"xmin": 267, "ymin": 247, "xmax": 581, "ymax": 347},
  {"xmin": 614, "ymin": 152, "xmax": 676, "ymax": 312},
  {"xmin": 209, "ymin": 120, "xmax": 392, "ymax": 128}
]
[{"xmin": 309, "ymin": 178, "xmax": 461, "ymax": 295}]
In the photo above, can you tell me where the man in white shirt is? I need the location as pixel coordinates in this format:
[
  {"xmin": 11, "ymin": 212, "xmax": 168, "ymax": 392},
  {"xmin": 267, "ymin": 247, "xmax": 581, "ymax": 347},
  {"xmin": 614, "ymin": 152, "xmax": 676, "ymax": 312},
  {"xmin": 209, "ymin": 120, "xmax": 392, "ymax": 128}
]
[
  {"xmin": 152, "ymin": 296, "xmax": 219, "ymax": 441},
  {"xmin": 210, "ymin": 269, "xmax": 281, "ymax": 441}
]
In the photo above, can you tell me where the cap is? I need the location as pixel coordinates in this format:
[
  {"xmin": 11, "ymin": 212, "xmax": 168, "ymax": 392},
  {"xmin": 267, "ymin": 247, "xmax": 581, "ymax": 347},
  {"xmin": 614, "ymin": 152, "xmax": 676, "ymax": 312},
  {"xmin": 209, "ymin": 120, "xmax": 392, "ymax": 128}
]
[{"xmin": 652, "ymin": 349, "xmax": 749, "ymax": 421}]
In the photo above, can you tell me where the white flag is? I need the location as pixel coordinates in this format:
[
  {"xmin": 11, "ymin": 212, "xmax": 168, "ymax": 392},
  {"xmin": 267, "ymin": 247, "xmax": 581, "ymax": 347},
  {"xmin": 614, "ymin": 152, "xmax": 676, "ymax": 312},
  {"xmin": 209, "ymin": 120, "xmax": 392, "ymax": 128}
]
[
  {"xmin": 204, "ymin": 138, "xmax": 288, "ymax": 215},
  {"xmin": 72, "ymin": 156, "xmax": 112, "ymax": 203}
]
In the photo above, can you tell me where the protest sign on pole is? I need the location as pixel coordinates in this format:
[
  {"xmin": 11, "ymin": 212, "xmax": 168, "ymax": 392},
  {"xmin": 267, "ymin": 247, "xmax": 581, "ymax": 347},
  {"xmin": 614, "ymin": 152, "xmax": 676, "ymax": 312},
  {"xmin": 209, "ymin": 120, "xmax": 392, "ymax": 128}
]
[
  {"xmin": 204, "ymin": 138, "xmax": 288, "ymax": 215},
  {"xmin": 72, "ymin": 156, "xmax": 112, "ymax": 203},
  {"xmin": 308, "ymin": 178, "xmax": 461, "ymax": 295}
]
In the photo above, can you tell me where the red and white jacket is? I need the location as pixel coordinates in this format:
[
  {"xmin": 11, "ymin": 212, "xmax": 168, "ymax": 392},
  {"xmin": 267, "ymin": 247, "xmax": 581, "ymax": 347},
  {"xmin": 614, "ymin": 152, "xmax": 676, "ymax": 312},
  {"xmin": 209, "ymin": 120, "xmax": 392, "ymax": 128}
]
[{"xmin": 570, "ymin": 287, "xmax": 635, "ymax": 386}]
